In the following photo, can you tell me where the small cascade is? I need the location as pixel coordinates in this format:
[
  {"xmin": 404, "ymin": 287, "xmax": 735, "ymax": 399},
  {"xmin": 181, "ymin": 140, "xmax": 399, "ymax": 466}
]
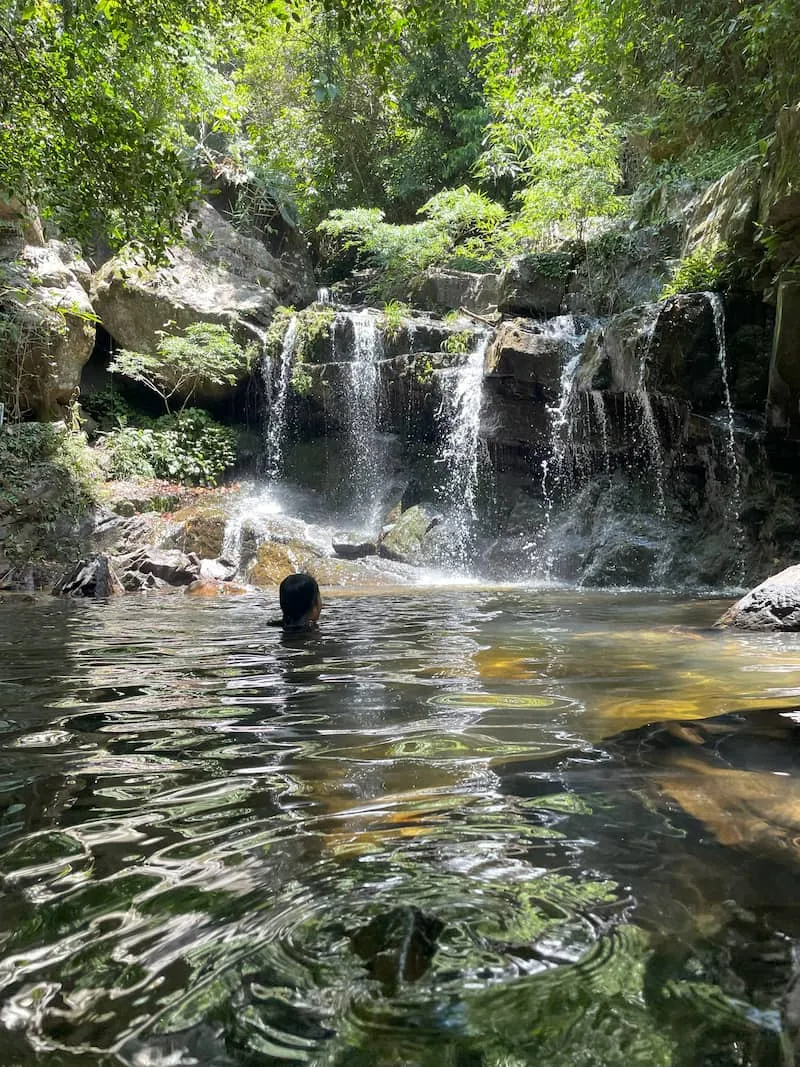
[
  {"xmin": 634, "ymin": 305, "xmax": 667, "ymax": 517},
  {"xmin": 316, "ymin": 286, "xmax": 331, "ymax": 305},
  {"xmin": 340, "ymin": 309, "xmax": 385, "ymax": 526},
  {"xmin": 264, "ymin": 315, "xmax": 299, "ymax": 480},
  {"xmin": 540, "ymin": 348, "xmax": 583, "ymax": 529},
  {"xmin": 705, "ymin": 292, "xmax": 741, "ymax": 505},
  {"xmin": 590, "ymin": 391, "xmax": 611, "ymax": 473},
  {"xmin": 435, "ymin": 330, "xmax": 491, "ymax": 568}
]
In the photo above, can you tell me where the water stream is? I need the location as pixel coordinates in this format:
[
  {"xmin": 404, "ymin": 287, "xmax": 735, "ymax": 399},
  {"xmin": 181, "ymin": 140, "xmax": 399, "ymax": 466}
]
[
  {"xmin": 435, "ymin": 330, "xmax": 491, "ymax": 568},
  {"xmin": 2, "ymin": 591, "xmax": 800, "ymax": 1064},
  {"xmin": 264, "ymin": 314, "xmax": 299, "ymax": 480},
  {"xmin": 339, "ymin": 309, "xmax": 385, "ymax": 527}
]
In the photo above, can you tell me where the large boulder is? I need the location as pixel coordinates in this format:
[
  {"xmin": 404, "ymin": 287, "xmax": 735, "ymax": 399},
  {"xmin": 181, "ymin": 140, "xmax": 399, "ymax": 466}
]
[
  {"xmin": 0, "ymin": 199, "xmax": 95, "ymax": 420},
  {"xmin": 716, "ymin": 564, "xmax": 800, "ymax": 631},
  {"xmin": 484, "ymin": 320, "xmax": 569, "ymax": 402},
  {"xmin": 684, "ymin": 160, "xmax": 761, "ymax": 260},
  {"xmin": 498, "ymin": 253, "xmax": 574, "ymax": 317},
  {"xmin": 568, "ymin": 227, "xmax": 676, "ymax": 317},
  {"xmin": 377, "ymin": 505, "xmax": 440, "ymax": 565},
  {"xmin": 91, "ymin": 201, "xmax": 315, "ymax": 359},
  {"xmin": 415, "ymin": 269, "xmax": 501, "ymax": 314}
]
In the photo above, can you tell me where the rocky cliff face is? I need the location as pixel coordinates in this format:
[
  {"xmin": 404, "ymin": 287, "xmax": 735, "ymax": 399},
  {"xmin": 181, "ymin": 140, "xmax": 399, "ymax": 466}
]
[{"xmin": 0, "ymin": 198, "xmax": 95, "ymax": 420}]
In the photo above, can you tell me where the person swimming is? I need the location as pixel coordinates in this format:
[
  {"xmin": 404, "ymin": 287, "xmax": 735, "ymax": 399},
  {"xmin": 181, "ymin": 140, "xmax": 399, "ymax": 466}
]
[{"xmin": 269, "ymin": 572, "xmax": 322, "ymax": 631}]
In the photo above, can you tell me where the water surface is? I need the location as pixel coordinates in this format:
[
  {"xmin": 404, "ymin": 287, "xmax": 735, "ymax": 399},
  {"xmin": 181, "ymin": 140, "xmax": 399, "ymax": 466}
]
[{"xmin": 2, "ymin": 590, "xmax": 800, "ymax": 1065}]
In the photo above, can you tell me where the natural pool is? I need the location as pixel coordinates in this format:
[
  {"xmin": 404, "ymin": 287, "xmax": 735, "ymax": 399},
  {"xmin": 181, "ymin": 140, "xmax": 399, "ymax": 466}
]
[{"xmin": 2, "ymin": 588, "xmax": 800, "ymax": 1065}]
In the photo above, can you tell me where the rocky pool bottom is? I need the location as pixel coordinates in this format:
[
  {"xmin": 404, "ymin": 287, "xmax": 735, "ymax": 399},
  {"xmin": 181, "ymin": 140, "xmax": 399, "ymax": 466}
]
[{"xmin": 2, "ymin": 588, "xmax": 800, "ymax": 1065}]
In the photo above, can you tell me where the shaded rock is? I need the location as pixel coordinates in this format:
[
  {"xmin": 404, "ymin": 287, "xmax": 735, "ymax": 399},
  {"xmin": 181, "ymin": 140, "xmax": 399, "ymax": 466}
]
[
  {"xmin": 716, "ymin": 564, "xmax": 800, "ymax": 631},
  {"xmin": 498, "ymin": 253, "xmax": 573, "ymax": 317},
  {"xmin": 484, "ymin": 320, "xmax": 567, "ymax": 402},
  {"xmin": 53, "ymin": 555, "xmax": 124, "ymax": 598},
  {"xmin": 415, "ymin": 268, "xmax": 501, "ymax": 314},
  {"xmin": 0, "ymin": 201, "xmax": 95, "ymax": 420},
  {"xmin": 568, "ymin": 226, "xmax": 675, "ymax": 317},
  {"xmin": 767, "ymin": 280, "xmax": 800, "ymax": 437},
  {"xmin": 378, "ymin": 505, "xmax": 439, "ymax": 564},
  {"xmin": 758, "ymin": 102, "xmax": 800, "ymax": 278},
  {"xmin": 332, "ymin": 534, "xmax": 377, "ymax": 560},
  {"xmin": 91, "ymin": 201, "xmax": 315, "ymax": 377}
]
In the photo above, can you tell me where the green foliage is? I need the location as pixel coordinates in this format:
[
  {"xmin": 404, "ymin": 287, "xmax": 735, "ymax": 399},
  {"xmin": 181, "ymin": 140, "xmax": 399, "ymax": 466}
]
[
  {"xmin": 318, "ymin": 187, "xmax": 513, "ymax": 299},
  {"xmin": 104, "ymin": 409, "xmax": 237, "ymax": 486},
  {"xmin": 109, "ymin": 323, "xmax": 254, "ymax": 414},
  {"xmin": 0, "ymin": 424, "xmax": 100, "ymax": 561},
  {"xmin": 660, "ymin": 245, "xmax": 730, "ymax": 298},
  {"xmin": 0, "ymin": 0, "xmax": 246, "ymax": 252},
  {"xmin": 441, "ymin": 329, "xmax": 474, "ymax": 355},
  {"xmin": 80, "ymin": 388, "xmax": 141, "ymax": 434},
  {"xmin": 379, "ymin": 301, "xmax": 410, "ymax": 340}
]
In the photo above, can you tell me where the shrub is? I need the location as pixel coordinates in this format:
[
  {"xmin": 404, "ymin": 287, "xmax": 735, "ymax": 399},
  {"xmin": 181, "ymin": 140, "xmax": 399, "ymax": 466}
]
[
  {"xmin": 104, "ymin": 409, "xmax": 237, "ymax": 486},
  {"xmin": 109, "ymin": 322, "xmax": 255, "ymax": 414},
  {"xmin": 379, "ymin": 301, "xmax": 410, "ymax": 340},
  {"xmin": 660, "ymin": 244, "xmax": 730, "ymax": 298}
]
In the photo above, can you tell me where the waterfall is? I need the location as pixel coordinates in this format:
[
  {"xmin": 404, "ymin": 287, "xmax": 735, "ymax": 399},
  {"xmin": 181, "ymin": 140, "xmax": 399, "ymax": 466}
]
[
  {"xmin": 634, "ymin": 306, "xmax": 667, "ymax": 517},
  {"xmin": 435, "ymin": 330, "xmax": 490, "ymax": 568},
  {"xmin": 316, "ymin": 287, "xmax": 330, "ymax": 304},
  {"xmin": 340, "ymin": 309, "xmax": 385, "ymax": 526},
  {"xmin": 705, "ymin": 292, "xmax": 741, "ymax": 504},
  {"xmin": 537, "ymin": 316, "xmax": 590, "ymax": 523},
  {"xmin": 590, "ymin": 391, "xmax": 610, "ymax": 473},
  {"xmin": 264, "ymin": 315, "xmax": 298, "ymax": 481}
]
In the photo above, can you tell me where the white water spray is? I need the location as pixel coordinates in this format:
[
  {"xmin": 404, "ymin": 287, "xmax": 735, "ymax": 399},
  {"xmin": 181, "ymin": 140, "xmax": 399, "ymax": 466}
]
[
  {"xmin": 436, "ymin": 330, "xmax": 491, "ymax": 568},
  {"xmin": 264, "ymin": 315, "xmax": 299, "ymax": 480}
]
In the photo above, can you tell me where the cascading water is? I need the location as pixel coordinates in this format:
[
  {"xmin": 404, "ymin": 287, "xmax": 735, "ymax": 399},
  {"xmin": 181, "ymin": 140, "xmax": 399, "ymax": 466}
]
[
  {"xmin": 264, "ymin": 315, "xmax": 298, "ymax": 480},
  {"xmin": 705, "ymin": 292, "xmax": 742, "ymax": 508},
  {"xmin": 634, "ymin": 306, "xmax": 668, "ymax": 517},
  {"xmin": 339, "ymin": 309, "xmax": 385, "ymax": 527},
  {"xmin": 435, "ymin": 329, "xmax": 491, "ymax": 569}
]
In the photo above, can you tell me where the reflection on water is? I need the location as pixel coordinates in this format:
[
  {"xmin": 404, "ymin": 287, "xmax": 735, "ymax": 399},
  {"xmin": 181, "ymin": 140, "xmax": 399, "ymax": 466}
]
[{"xmin": 1, "ymin": 590, "xmax": 800, "ymax": 1064}]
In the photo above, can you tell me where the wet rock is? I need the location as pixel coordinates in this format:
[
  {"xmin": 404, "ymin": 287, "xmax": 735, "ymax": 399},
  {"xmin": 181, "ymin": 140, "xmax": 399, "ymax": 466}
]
[
  {"xmin": 378, "ymin": 505, "xmax": 439, "ymax": 564},
  {"xmin": 716, "ymin": 564, "xmax": 800, "ymax": 631},
  {"xmin": 52, "ymin": 555, "xmax": 124, "ymax": 598},
  {"xmin": 351, "ymin": 906, "xmax": 445, "ymax": 994},
  {"xmin": 498, "ymin": 252, "xmax": 573, "ymax": 317},
  {"xmin": 484, "ymin": 320, "xmax": 566, "ymax": 402},
  {"xmin": 415, "ymin": 268, "xmax": 501, "ymax": 314},
  {"xmin": 120, "ymin": 548, "xmax": 201, "ymax": 588},
  {"xmin": 332, "ymin": 534, "xmax": 377, "ymax": 560},
  {"xmin": 199, "ymin": 557, "xmax": 238, "ymax": 582},
  {"xmin": 0, "ymin": 200, "xmax": 95, "ymax": 420},
  {"xmin": 167, "ymin": 510, "xmax": 227, "ymax": 559}
]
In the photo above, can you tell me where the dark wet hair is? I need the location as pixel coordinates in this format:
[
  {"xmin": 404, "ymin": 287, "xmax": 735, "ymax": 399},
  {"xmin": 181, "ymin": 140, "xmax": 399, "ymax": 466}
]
[{"xmin": 278, "ymin": 572, "xmax": 321, "ymax": 627}]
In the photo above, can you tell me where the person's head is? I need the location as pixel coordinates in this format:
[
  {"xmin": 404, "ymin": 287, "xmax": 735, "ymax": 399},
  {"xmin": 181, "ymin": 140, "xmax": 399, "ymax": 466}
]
[{"xmin": 279, "ymin": 572, "xmax": 322, "ymax": 628}]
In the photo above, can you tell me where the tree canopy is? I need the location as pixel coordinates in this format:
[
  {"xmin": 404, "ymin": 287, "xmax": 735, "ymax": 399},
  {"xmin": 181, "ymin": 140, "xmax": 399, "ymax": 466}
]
[{"xmin": 1, "ymin": 0, "xmax": 798, "ymax": 255}]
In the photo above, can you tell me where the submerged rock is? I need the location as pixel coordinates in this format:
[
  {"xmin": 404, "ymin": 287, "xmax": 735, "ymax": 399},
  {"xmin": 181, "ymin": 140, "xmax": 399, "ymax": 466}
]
[
  {"xmin": 716, "ymin": 564, "xmax": 800, "ymax": 631},
  {"xmin": 53, "ymin": 555, "xmax": 124, "ymax": 598}
]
